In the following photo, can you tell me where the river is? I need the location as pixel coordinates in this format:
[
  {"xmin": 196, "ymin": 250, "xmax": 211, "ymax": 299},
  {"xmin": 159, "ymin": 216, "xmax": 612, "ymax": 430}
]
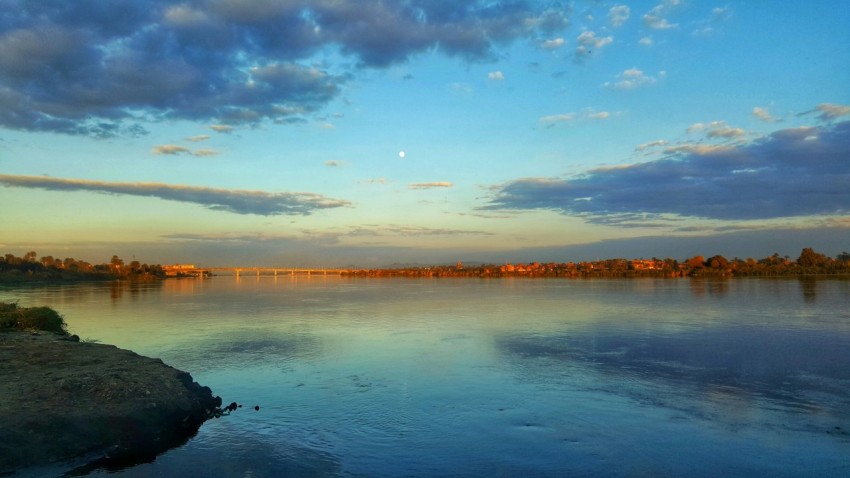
[{"xmin": 3, "ymin": 276, "xmax": 849, "ymax": 477}]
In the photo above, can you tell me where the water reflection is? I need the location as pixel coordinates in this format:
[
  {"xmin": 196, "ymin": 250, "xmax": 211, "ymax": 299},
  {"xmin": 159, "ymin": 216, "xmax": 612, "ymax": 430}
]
[
  {"xmin": 799, "ymin": 276, "xmax": 821, "ymax": 303},
  {"xmin": 4, "ymin": 277, "xmax": 850, "ymax": 476},
  {"xmin": 165, "ymin": 330, "xmax": 323, "ymax": 373},
  {"xmin": 100, "ymin": 421, "xmax": 343, "ymax": 478},
  {"xmin": 498, "ymin": 325, "xmax": 850, "ymax": 431},
  {"xmin": 688, "ymin": 277, "xmax": 730, "ymax": 298}
]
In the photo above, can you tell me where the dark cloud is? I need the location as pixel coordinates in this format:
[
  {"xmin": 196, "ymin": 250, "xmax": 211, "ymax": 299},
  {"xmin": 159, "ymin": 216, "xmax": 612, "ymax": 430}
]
[
  {"xmin": 0, "ymin": 0, "xmax": 570, "ymax": 136},
  {"xmin": 484, "ymin": 121, "xmax": 850, "ymax": 222},
  {"xmin": 0, "ymin": 174, "xmax": 350, "ymax": 215}
]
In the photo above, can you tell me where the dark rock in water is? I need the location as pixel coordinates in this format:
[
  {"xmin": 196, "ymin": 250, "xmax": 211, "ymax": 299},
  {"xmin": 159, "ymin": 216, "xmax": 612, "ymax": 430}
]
[{"xmin": 0, "ymin": 331, "xmax": 223, "ymax": 475}]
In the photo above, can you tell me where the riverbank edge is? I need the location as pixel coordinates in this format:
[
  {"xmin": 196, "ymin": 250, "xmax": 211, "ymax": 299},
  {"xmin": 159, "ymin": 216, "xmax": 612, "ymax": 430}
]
[{"xmin": 0, "ymin": 330, "xmax": 223, "ymax": 475}]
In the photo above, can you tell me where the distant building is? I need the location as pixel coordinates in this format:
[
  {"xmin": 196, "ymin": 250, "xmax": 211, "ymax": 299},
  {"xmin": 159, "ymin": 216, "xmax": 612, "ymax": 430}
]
[{"xmin": 163, "ymin": 264, "xmax": 198, "ymax": 277}]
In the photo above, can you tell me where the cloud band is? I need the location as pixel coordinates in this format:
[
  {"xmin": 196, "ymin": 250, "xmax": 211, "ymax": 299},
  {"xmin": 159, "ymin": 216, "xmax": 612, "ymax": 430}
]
[{"xmin": 0, "ymin": 174, "xmax": 350, "ymax": 216}]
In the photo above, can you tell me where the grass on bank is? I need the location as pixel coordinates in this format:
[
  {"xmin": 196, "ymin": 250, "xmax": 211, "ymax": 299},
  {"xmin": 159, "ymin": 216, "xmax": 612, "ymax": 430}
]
[{"xmin": 0, "ymin": 302, "xmax": 68, "ymax": 335}]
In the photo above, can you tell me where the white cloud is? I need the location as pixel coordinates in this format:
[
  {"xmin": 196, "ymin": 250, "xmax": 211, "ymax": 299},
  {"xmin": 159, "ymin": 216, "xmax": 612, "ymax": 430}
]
[
  {"xmin": 451, "ymin": 83, "xmax": 473, "ymax": 94},
  {"xmin": 541, "ymin": 37, "xmax": 565, "ymax": 49},
  {"xmin": 603, "ymin": 68, "xmax": 659, "ymax": 90},
  {"xmin": 643, "ymin": 1, "xmax": 680, "ymax": 30},
  {"xmin": 638, "ymin": 36, "xmax": 653, "ymax": 46},
  {"xmin": 409, "ymin": 182, "xmax": 453, "ymax": 189},
  {"xmin": 539, "ymin": 113, "xmax": 574, "ymax": 124},
  {"xmin": 575, "ymin": 31, "xmax": 613, "ymax": 59},
  {"xmin": 488, "ymin": 71, "xmax": 505, "ymax": 81},
  {"xmin": 752, "ymin": 107, "xmax": 778, "ymax": 122},
  {"xmin": 608, "ymin": 5, "xmax": 631, "ymax": 27},
  {"xmin": 713, "ymin": 7, "xmax": 731, "ymax": 20},
  {"xmin": 540, "ymin": 109, "xmax": 613, "ymax": 126}
]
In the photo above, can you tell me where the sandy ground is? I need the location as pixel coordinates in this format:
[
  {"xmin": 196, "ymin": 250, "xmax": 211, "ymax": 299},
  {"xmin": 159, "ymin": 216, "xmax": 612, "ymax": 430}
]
[{"xmin": 0, "ymin": 330, "xmax": 222, "ymax": 474}]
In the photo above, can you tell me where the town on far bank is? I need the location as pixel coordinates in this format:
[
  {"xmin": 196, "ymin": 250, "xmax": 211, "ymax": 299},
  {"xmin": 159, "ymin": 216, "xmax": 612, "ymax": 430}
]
[{"xmin": 1, "ymin": 248, "xmax": 850, "ymax": 283}]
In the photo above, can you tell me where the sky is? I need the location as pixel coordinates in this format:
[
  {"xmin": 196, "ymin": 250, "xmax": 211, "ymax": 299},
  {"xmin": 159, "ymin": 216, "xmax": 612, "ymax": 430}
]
[{"xmin": 1, "ymin": 0, "xmax": 849, "ymax": 267}]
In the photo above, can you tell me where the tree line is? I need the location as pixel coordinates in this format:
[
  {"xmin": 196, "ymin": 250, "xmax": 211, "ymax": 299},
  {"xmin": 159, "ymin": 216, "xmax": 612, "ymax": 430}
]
[
  {"xmin": 343, "ymin": 248, "xmax": 850, "ymax": 279},
  {"xmin": 0, "ymin": 251, "xmax": 165, "ymax": 282}
]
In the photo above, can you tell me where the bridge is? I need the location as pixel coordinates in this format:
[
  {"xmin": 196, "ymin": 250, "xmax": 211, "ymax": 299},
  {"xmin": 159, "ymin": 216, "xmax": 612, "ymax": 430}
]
[{"xmin": 164, "ymin": 265, "xmax": 352, "ymax": 278}]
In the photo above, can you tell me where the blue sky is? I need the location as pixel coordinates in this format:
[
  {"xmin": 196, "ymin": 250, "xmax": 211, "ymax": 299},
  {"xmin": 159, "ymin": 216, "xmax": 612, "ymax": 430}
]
[{"xmin": 1, "ymin": 0, "xmax": 849, "ymax": 267}]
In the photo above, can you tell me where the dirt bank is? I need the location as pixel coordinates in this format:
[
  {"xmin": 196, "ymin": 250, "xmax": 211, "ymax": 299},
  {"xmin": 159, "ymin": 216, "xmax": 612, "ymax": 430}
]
[{"xmin": 0, "ymin": 330, "xmax": 222, "ymax": 475}]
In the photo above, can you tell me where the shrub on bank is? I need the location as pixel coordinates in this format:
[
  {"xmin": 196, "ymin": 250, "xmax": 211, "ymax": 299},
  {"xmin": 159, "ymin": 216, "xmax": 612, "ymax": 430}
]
[{"xmin": 0, "ymin": 302, "xmax": 68, "ymax": 335}]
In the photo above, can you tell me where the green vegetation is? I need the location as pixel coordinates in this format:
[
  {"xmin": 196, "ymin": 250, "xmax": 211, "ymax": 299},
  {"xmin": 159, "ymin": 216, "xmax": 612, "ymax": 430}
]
[
  {"xmin": 0, "ymin": 251, "xmax": 166, "ymax": 283},
  {"xmin": 343, "ymin": 248, "xmax": 850, "ymax": 279},
  {"xmin": 0, "ymin": 302, "xmax": 68, "ymax": 335}
]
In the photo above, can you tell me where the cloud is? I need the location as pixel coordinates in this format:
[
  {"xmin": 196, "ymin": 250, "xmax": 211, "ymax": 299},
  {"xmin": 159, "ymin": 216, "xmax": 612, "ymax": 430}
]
[
  {"xmin": 638, "ymin": 36, "xmax": 653, "ymax": 46},
  {"xmin": 686, "ymin": 121, "xmax": 746, "ymax": 139},
  {"xmin": 603, "ymin": 68, "xmax": 660, "ymax": 90},
  {"xmin": 324, "ymin": 160, "xmax": 341, "ymax": 167},
  {"xmin": 151, "ymin": 145, "xmax": 219, "ymax": 156},
  {"xmin": 662, "ymin": 144, "xmax": 732, "ymax": 155},
  {"xmin": 0, "ymin": 1, "xmax": 572, "ymax": 136},
  {"xmin": 574, "ymin": 31, "xmax": 613, "ymax": 60},
  {"xmin": 152, "ymin": 145, "xmax": 192, "ymax": 155},
  {"xmin": 539, "ymin": 108, "xmax": 613, "ymax": 127},
  {"xmin": 192, "ymin": 148, "xmax": 219, "ymax": 157},
  {"xmin": 635, "ymin": 139, "xmax": 669, "ymax": 152},
  {"xmin": 752, "ymin": 107, "xmax": 778, "ymax": 123},
  {"xmin": 362, "ymin": 178, "xmax": 387, "ymax": 185},
  {"xmin": 0, "ymin": 174, "xmax": 350, "ymax": 216},
  {"xmin": 693, "ymin": 6, "xmax": 733, "ymax": 36},
  {"xmin": 608, "ymin": 5, "xmax": 631, "ymax": 27},
  {"xmin": 208, "ymin": 124, "xmax": 234, "ymax": 134},
  {"xmin": 706, "ymin": 126, "xmax": 746, "ymax": 139},
  {"xmin": 409, "ymin": 182, "xmax": 454, "ymax": 189},
  {"xmin": 539, "ymin": 113, "xmax": 574, "ymax": 124},
  {"xmin": 347, "ymin": 225, "xmax": 492, "ymax": 238},
  {"xmin": 488, "ymin": 71, "xmax": 505, "ymax": 81},
  {"xmin": 643, "ymin": 0, "xmax": 680, "ymax": 30},
  {"xmin": 186, "ymin": 134, "xmax": 211, "ymax": 142},
  {"xmin": 798, "ymin": 103, "xmax": 850, "ymax": 122},
  {"xmin": 483, "ymin": 120, "xmax": 850, "ymax": 221},
  {"xmin": 541, "ymin": 37, "xmax": 565, "ymax": 49}
]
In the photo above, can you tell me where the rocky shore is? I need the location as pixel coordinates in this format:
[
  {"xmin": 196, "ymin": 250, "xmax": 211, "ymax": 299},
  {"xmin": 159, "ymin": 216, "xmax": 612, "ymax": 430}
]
[{"xmin": 0, "ymin": 330, "xmax": 223, "ymax": 475}]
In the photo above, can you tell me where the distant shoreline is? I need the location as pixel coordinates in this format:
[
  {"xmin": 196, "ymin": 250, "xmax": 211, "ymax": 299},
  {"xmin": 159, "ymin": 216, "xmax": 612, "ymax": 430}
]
[{"xmin": 3, "ymin": 248, "xmax": 849, "ymax": 283}]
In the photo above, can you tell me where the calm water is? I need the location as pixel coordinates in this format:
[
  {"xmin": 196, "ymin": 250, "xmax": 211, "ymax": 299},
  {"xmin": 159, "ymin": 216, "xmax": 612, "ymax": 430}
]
[{"xmin": 3, "ymin": 277, "xmax": 850, "ymax": 477}]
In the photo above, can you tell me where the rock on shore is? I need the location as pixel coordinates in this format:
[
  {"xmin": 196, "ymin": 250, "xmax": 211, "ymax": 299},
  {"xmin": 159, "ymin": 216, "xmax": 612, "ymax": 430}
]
[{"xmin": 0, "ymin": 331, "xmax": 222, "ymax": 474}]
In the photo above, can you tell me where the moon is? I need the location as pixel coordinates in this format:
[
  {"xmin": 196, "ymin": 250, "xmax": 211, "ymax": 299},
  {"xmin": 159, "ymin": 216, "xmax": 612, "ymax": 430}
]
[{"xmin": 398, "ymin": 151, "xmax": 406, "ymax": 158}]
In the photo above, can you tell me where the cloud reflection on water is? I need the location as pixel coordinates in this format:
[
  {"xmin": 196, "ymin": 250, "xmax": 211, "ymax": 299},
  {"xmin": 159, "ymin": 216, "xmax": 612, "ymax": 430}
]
[{"xmin": 497, "ymin": 325, "xmax": 850, "ymax": 429}]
